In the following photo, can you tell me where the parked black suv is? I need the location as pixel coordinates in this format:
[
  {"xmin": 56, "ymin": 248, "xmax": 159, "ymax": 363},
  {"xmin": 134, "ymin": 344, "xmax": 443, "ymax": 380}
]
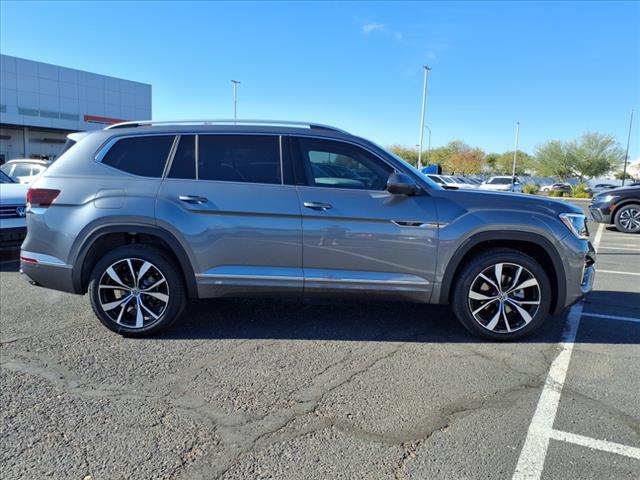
[{"xmin": 589, "ymin": 185, "xmax": 640, "ymax": 233}]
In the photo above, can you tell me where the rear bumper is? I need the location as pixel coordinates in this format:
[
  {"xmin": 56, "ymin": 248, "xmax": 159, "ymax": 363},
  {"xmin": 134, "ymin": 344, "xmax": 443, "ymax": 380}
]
[
  {"xmin": 0, "ymin": 226, "xmax": 27, "ymax": 250},
  {"xmin": 19, "ymin": 250, "xmax": 78, "ymax": 294}
]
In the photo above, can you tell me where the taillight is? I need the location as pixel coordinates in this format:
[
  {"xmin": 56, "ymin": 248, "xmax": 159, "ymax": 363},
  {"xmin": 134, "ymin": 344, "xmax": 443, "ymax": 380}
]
[{"xmin": 27, "ymin": 188, "xmax": 60, "ymax": 209}]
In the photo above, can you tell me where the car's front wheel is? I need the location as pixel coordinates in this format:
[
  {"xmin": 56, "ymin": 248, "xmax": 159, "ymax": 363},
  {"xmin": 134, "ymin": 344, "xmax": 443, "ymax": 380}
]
[
  {"xmin": 614, "ymin": 204, "xmax": 640, "ymax": 234},
  {"xmin": 88, "ymin": 245, "xmax": 186, "ymax": 336},
  {"xmin": 451, "ymin": 248, "xmax": 551, "ymax": 340}
]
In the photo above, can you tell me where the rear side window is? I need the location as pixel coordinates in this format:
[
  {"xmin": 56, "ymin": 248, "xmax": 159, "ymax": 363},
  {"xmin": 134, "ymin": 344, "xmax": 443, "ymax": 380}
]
[
  {"xmin": 168, "ymin": 135, "xmax": 196, "ymax": 179},
  {"xmin": 198, "ymin": 135, "xmax": 281, "ymax": 184},
  {"xmin": 101, "ymin": 135, "xmax": 174, "ymax": 177}
]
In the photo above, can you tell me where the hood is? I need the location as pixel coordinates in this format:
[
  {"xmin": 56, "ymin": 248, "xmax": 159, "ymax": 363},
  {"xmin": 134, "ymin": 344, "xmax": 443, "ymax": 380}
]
[
  {"xmin": 0, "ymin": 183, "xmax": 29, "ymax": 205},
  {"xmin": 435, "ymin": 188, "xmax": 583, "ymax": 216},
  {"xmin": 593, "ymin": 185, "xmax": 640, "ymax": 197}
]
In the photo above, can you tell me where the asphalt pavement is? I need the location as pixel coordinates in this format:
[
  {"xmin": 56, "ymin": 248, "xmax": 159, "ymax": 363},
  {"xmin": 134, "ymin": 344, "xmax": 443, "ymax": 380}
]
[{"xmin": 1, "ymin": 199, "xmax": 638, "ymax": 479}]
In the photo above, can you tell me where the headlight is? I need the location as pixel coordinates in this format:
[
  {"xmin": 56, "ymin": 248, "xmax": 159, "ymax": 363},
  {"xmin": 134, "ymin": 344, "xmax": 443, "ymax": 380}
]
[
  {"xmin": 559, "ymin": 213, "xmax": 589, "ymax": 239},
  {"xmin": 600, "ymin": 194, "xmax": 617, "ymax": 203}
]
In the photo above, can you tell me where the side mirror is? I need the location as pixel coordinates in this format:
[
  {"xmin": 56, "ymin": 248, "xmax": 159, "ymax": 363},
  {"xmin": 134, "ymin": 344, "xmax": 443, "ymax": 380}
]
[{"xmin": 387, "ymin": 172, "xmax": 421, "ymax": 195}]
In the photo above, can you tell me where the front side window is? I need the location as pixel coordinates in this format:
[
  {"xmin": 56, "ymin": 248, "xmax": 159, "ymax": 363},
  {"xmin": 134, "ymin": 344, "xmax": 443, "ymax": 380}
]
[
  {"xmin": 296, "ymin": 137, "xmax": 392, "ymax": 190},
  {"xmin": 198, "ymin": 135, "xmax": 281, "ymax": 184},
  {"xmin": 101, "ymin": 135, "xmax": 174, "ymax": 177}
]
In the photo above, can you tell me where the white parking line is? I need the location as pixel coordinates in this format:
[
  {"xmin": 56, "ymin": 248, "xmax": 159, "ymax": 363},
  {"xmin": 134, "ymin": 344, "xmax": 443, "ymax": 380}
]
[
  {"xmin": 550, "ymin": 429, "xmax": 640, "ymax": 460},
  {"xmin": 597, "ymin": 246, "xmax": 640, "ymax": 251},
  {"xmin": 513, "ymin": 223, "xmax": 605, "ymax": 480},
  {"xmin": 581, "ymin": 312, "xmax": 640, "ymax": 324},
  {"xmin": 512, "ymin": 303, "xmax": 583, "ymax": 480},
  {"xmin": 597, "ymin": 269, "xmax": 640, "ymax": 276}
]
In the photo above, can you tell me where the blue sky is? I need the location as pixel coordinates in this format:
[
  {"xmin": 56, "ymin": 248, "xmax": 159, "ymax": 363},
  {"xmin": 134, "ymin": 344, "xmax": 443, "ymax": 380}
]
[{"xmin": 1, "ymin": 1, "xmax": 639, "ymax": 158}]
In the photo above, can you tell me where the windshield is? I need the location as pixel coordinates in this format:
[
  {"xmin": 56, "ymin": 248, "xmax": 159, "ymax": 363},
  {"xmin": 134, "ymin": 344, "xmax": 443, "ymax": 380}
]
[
  {"xmin": 0, "ymin": 170, "xmax": 16, "ymax": 183},
  {"xmin": 489, "ymin": 177, "xmax": 513, "ymax": 185}
]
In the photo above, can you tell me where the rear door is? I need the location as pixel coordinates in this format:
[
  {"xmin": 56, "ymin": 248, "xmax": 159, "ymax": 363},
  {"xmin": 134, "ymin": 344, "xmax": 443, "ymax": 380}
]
[
  {"xmin": 290, "ymin": 136, "xmax": 439, "ymax": 301},
  {"xmin": 155, "ymin": 134, "xmax": 303, "ymax": 297}
]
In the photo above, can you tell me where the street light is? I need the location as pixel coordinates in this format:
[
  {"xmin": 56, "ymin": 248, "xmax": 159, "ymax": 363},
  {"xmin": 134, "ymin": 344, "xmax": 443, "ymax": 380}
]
[
  {"xmin": 425, "ymin": 125, "xmax": 432, "ymax": 165},
  {"xmin": 418, "ymin": 66, "xmax": 432, "ymax": 171},
  {"xmin": 511, "ymin": 121, "xmax": 520, "ymax": 192},
  {"xmin": 231, "ymin": 80, "xmax": 241, "ymax": 123}
]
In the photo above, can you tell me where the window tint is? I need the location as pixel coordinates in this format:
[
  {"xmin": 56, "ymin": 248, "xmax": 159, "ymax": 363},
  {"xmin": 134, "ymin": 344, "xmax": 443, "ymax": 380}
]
[
  {"xmin": 296, "ymin": 138, "xmax": 392, "ymax": 190},
  {"xmin": 198, "ymin": 135, "xmax": 281, "ymax": 184},
  {"xmin": 168, "ymin": 135, "xmax": 196, "ymax": 179},
  {"xmin": 102, "ymin": 135, "xmax": 174, "ymax": 177}
]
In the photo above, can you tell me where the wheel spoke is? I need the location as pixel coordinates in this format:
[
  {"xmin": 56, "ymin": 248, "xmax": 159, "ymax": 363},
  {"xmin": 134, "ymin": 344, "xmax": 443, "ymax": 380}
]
[
  {"xmin": 106, "ymin": 266, "xmax": 131, "ymax": 289},
  {"xmin": 479, "ymin": 273, "xmax": 499, "ymax": 292},
  {"xmin": 509, "ymin": 266, "xmax": 523, "ymax": 292},
  {"xmin": 494, "ymin": 263, "xmax": 504, "ymax": 292},
  {"xmin": 142, "ymin": 278, "xmax": 166, "ymax": 292},
  {"xmin": 116, "ymin": 300, "xmax": 129, "ymax": 325},
  {"xmin": 502, "ymin": 302, "xmax": 512, "ymax": 332},
  {"xmin": 139, "ymin": 298, "xmax": 159, "ymax": 320},
  {"xmin": 102, "ymin": 294, "xmax": 133, "ymax": 312},
  {"xmin": 141, "ymin": 291, "xmax": 169, "ymax": 303},
  {"xmin": 137, "ymin": 261, "xmax": 153, "ymax": 287},
  {"xmin": 508, "ymin": 299, "xmax": 540, "ymax": 305},
  {"xmin": 506, "ymin": 299, "xmax": 533, "ymax": 325},
  {"xmin": 485, "ymin": 304, "xmax": 502, "ymax": 331},
  {"xmin": 99, "ymin": 285, "xmax": 130, "ymax": 291},
  {"xmin": 472, "ymin": 298, "xmax": 498, "ymax": 315},
  {"xmin": 507, "ymin": 277, "xmax": 538, "ymax": 294},
  {"xmin": 135, "ymin": 298, "xmax": 144, "ymax": 328},
  {"xmin": 126, "ymin": 259, "xmax": 137, "ymax": 286},
  {"xmin": 469, "ymin": 290, "xmax": 497, "ymax": 301}
]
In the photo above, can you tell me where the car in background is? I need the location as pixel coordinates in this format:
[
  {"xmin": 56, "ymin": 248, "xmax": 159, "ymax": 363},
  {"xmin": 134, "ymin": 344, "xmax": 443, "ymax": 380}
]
[
  {"xmin": 0, "ymin": 159, "xmax": 51, "ymax": 184},
  {"xmin": 589, "ymin": 185, "xmax": 640, "ymax": 233},
  {"xmin": 0, "ymin": 170, "xmax": 28, "ymax": 250},
  {"xmin": 478, "ymin": 176, "xmax": 523, "ymax": 193},
  {"xmin": 426, "ymin": 174, "xmax": 459, "ymax": 189},
  {"xmin": 540, "ymin": 183, "xmax": 572, "ymax": 194},
  {"xmin": 448, "ymin": 176, "xmax": 479, "ymax": 189},
  {"xmin": 590, "ymin": 183, "xmax": 618, "ymax": 194}
]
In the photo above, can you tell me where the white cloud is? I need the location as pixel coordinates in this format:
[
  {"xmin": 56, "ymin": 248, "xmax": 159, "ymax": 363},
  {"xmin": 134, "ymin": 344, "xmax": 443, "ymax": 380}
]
[{"xmin": 361, "ymin": 23, "xmax": 385, "ymax": 35}]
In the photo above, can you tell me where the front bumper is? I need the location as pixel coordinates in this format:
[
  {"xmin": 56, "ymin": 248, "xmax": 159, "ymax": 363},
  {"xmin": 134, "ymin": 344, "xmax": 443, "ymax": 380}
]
[
  {"xmin": 0, "ymin": 226, "xmax": 27, "ymax": 250},
  {"xmin": 588, "ymin": 204, "xmax": 613, "ymax": 224},
  {"xmin": 555, "ymin": 236, "xmax": 596, "ymax": 314}
]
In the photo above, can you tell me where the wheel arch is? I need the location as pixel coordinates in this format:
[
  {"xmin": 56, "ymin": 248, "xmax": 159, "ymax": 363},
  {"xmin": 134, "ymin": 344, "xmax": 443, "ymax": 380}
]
[
  {"xmin": 71, "ymin": 224, "xmax": 198, "ymax": 298},
  {"xmin": 439, "ymin": 231, "xmax": 566, "ymax": 314},
  {"xmin": 612, "ymin": 199, "xmax": 640, "ymax": 222}
]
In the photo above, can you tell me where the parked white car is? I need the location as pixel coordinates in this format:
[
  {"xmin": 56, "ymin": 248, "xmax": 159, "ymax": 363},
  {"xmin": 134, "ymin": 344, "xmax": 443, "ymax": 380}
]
[
  {"xmin": 0, "ymin": 170, "xmax": 28, "ymax": 250},
  {"xmin": 447, "ymin": 176, "xmax": 479, "ymax": 189},
  {"xmin": 426, "ymin": 174, "xmax": 459, "ymax": 189},
  {"xmin": 479, "ymin": 176, "xmax": 523, "ymax": 193},
  {"xmin": 0, "ymin": 159, "xmax": 50, "ymax": 184}
]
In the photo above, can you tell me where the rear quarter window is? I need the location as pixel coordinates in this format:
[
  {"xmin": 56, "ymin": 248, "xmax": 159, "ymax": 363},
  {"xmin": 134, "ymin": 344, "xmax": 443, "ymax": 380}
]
[{"xmin": 101, "ymin": 135, "xmax": 175, "ymax": 177}]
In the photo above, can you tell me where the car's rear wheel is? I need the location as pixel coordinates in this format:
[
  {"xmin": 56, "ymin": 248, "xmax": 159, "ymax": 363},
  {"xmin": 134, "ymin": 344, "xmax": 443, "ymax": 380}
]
[
  {"xmin": 614, "ymin": 204, "xmax": 640, "ymax": 233},
  {"xmin": 451, "ymin": 248, "xmax": 551, "ymax": 340},
  {"xmin": 88, "ymin": 245, "xmax": 186, "ymax": 336}
]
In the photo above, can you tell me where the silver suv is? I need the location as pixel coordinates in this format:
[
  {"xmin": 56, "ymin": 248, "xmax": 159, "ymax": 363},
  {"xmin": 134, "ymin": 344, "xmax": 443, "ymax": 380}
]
[{"xmin": 20, "ymin": 120, "xmax": 596, "ymax": 340}]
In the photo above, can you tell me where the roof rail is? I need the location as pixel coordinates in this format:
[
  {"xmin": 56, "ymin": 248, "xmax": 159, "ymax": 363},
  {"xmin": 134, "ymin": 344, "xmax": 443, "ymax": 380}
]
[{"xmin": 104, "ymin": 119, "xmax": 348, "ymax": 134}]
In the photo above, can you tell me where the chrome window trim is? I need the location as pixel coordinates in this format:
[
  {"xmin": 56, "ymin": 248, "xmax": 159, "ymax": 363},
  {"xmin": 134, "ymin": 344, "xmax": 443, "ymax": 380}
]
[
  {"xmin": 161, "ymin": 135, "xmax": 181, "ymax": 178},
  {"xmin": 195, "ymin": 134, "xmax": 199, "ymax": 180}
]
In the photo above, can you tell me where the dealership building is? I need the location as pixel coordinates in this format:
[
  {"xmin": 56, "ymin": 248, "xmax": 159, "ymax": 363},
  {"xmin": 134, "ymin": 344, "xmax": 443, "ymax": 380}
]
[{"xmin": 0, "ymin": 54, "xmax": 151, "ymax": 163}]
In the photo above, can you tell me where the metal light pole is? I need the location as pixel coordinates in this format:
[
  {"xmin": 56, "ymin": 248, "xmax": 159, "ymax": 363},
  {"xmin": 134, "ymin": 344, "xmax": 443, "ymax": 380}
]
[
  {"xmin": 425, "ymin": 125, "xmax": 432, "ymax": 165},
  {"xmin": 231, "ymin": 80, "xmax": 241, "ymax": 124},
  {"xmin": 417, "ymin": 66, "xmax": 432, "ymax": 171},
  {"xmin": 511, "ymin": 121, "xmax": 520, "ymax": 192},
  {"xmin": 622, "ymin": 109, "xmax": 634, "ymax": 187}
]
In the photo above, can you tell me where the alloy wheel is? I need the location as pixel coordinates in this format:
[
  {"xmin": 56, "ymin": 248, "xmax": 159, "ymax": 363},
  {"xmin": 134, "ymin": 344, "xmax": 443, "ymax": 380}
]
[
  {"xmin": 468, "ymin": 262, "xmax": 541, "ymax": 334},
  {"xmin": 98, "ymin": 258, "xmax": 169, "ymax": 329},
  {"xmin": 619, "ymin": 207, "xmax": 640, "ymax": 232}
]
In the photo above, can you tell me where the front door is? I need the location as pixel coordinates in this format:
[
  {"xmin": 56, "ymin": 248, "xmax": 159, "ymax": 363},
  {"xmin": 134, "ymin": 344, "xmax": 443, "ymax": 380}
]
[
  {"xmin": 291, "ymin": 136, "xmax": 439, "ymax": 301},
  {"xmin": 156, "ymin": 134, "xmax": 303, "ymax": 297}
]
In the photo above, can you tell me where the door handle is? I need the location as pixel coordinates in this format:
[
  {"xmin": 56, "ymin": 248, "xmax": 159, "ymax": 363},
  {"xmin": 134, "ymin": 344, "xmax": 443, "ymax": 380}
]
[
  {"xmin": 179, "ymin": 195, "xmax": 209, "ymax": 205},
  {"xmin": 304, "ymin": 201, "xmax": 333, "ymax": 211}
]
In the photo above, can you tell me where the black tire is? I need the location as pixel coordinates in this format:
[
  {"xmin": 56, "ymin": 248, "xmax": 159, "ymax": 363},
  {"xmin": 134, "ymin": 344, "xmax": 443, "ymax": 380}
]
[
  {"xmin": 88, "ymin": 244, "xmax": 186, "ymax": 337},
  {"xmin": 613, "ymin": 203, "xmax": 640, "ymax": 234},
  {"xmin": 451, "ymin": 248, "xmax": 552, "ymax": 341}
]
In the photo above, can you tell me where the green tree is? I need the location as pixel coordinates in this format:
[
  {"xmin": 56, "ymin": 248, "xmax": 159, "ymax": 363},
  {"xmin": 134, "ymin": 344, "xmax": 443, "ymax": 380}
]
[
  {"xmin": 387, "ymin": 145, "xmax": 420, "ymax": 167},
  {"xmin": 493, "ymin": 151, "xmax": 533, "ymax": 175},
  {"xmin": 532, "ymin": 133, "xmax": 624, "ymax": 182}
]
